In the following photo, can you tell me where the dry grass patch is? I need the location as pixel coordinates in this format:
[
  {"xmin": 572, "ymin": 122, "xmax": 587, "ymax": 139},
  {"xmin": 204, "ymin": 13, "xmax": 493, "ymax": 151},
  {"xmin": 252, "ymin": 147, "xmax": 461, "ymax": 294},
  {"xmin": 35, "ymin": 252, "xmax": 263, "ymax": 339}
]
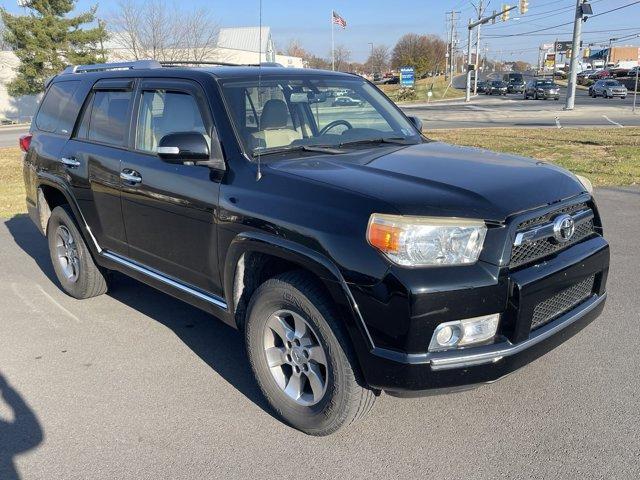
[
  {"xmin": 0, "ymin": 147, "xmax": 26, "ymax": 218},
  {"xmin": 428, "ymin": 127, "xmax": 640, "ymax": 186}
]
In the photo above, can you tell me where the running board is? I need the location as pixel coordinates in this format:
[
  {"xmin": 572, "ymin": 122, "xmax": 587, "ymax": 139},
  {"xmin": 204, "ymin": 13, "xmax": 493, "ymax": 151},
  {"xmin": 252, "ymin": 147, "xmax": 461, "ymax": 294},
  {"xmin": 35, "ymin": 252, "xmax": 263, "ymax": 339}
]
[{"xmin": 101, "ymin": 251, "xmax": 228, "ymax": 310}]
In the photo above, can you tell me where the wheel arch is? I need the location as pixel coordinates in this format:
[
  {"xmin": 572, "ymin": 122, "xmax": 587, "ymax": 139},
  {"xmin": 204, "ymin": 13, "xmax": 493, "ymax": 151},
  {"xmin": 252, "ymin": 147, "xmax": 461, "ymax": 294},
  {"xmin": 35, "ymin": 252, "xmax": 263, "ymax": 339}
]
[
  {"xmin": 35, "ymin": 175, "xmax": 101, "ymax": 256},
  {"xmin": 224, "ymin": 231, "xmax": 375, "ymax": 352}
]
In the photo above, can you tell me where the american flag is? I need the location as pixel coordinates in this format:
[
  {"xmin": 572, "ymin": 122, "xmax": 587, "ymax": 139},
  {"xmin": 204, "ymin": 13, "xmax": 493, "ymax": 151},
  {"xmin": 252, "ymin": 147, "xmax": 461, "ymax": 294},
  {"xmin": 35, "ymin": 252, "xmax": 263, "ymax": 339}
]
[{"xmin": 332, "ymin": 10, "xmax": 347, "ymax": 29}]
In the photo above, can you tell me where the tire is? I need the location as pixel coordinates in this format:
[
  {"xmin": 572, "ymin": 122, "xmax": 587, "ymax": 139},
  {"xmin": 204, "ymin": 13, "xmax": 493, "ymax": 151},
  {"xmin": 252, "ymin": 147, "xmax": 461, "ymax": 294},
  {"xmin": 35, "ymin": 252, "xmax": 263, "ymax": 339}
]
[
  {"xmin": 245, "ymin": 271, "xmax": 376, "ymax": 436},
  {"xmin": 47, "ymin": 205, "xmax": 108, "ymax": 299},
  {"xmin": 534, "ymin": 92, "xmax": 538, "ymax": 100}
]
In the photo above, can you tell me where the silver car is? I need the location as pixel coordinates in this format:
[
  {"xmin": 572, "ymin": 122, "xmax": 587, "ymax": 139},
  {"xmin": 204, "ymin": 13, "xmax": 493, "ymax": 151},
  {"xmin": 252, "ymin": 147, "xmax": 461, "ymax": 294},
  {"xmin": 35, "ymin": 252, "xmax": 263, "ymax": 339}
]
[{"xmin": 591, "ymin": 79, "xmax": 627, "ymax": 99}]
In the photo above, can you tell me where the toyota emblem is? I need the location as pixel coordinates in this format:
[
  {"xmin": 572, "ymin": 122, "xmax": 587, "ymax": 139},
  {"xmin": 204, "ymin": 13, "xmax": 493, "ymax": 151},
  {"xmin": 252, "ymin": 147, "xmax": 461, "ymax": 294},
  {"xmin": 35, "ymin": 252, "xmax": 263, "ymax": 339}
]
[{"xmin": 553, "ymin": 214, "xmax": 575, "ymax": 243}]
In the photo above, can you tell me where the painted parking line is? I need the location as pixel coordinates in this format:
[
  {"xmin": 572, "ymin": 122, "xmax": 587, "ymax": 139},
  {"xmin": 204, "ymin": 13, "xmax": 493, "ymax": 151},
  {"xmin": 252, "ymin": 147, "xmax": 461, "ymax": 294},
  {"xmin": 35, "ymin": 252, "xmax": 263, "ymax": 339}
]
[{"xmin": 602, "ymin": 115, "xmax": 624, "ymax": 128}]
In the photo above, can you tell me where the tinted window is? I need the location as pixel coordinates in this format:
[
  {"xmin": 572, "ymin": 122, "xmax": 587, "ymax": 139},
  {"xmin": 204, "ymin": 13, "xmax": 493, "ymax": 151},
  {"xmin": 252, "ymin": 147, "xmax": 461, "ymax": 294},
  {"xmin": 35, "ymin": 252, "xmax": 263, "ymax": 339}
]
[
  {"xmin": 87, "ymin": 91, "xmax": 132, "ymax": 146},
  {"xmin": 35, "ymin": 81, "xmax": 82, "ymax": 134},
  {"xmin": 135, "ymin": 90, "xmax": 206, "ymax": 152}
]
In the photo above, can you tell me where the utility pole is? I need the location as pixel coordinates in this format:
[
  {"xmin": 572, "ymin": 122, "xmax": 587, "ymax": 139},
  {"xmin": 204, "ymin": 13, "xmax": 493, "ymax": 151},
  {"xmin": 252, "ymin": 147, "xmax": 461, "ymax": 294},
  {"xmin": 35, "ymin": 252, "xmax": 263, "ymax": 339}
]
[
  {"xmin": 445, "ymin": 11, "xmax": 459, "ymax": 81},
  {"xmin": 465, "ymin": 5, "xmax": 516, "ymax": 102},
  {"xmin": 368, "ymin": 42, "xmax": 374, "ymax": 77},
  {"xmin": 474, "ymin": 0, "xmax": 483, "ymax": 95},
  {"xmin": 606, "ymin": 37, "xmax": 618, "ymax": 66},
  {"xmin": 565, "ymin": 0, "xmax": 593, "ymax": 110}
]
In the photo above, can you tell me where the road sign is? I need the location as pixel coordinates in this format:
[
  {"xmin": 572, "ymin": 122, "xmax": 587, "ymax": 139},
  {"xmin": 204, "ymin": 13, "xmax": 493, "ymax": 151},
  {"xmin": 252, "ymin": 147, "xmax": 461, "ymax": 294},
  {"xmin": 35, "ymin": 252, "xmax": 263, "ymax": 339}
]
[
  {"xmin": 400, "ymin": 67, "xmax": 415, "ymax": 88},
  {"xmin": 555, "ymin": 41, "xmax": 573, "ymax": 53}
]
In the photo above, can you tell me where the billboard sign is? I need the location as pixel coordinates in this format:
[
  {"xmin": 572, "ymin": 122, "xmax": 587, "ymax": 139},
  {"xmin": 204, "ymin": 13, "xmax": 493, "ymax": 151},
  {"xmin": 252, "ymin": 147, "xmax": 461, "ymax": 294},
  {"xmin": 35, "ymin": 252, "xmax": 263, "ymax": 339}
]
[{"xmin": 400, "ymin": 67, "xmax": 415, "ymax": 87}]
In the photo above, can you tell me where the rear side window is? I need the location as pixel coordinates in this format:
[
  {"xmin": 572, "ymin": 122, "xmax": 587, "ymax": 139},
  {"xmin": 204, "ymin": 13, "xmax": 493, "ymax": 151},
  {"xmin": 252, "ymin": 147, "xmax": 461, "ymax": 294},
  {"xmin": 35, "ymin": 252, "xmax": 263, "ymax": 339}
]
[
  {"xmin": 79, "ymin": 90, "xmax": 132, "ymax": 146},
  {"xmin": 35, "ymin": 81, "xmax": 82, "ymax": 135}
]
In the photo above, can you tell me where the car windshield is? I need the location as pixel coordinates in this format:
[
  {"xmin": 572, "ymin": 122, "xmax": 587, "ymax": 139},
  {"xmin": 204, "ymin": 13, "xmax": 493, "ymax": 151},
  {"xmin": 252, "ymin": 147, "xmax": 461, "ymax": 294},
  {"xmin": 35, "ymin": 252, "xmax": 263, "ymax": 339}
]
[
  {"xmin": 220, "ymin": 75, "xmax": 421, "ymax": 156},
  {"xmin": 605, "ymin": 81, "xmax": 620, "ymax": 86},
  {"xmin": 536, "ymin": 80, "xmax": 555, "ymax": 86}
]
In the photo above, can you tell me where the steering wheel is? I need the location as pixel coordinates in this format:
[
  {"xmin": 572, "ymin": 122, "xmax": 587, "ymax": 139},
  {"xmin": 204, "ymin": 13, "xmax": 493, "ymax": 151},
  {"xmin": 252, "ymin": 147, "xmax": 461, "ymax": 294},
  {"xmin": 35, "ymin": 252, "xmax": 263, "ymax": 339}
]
[{"xmin": 319, "ymin": 120, "xmax": 353, "ymax": 136}]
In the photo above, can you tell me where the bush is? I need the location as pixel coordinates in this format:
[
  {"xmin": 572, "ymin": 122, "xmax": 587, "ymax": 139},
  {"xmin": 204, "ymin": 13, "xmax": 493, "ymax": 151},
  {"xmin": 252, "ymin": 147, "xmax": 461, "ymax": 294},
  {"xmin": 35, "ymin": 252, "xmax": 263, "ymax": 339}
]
[{"xmin": 394, "ymin": 87, "xmax": 417, "ymax": 102}]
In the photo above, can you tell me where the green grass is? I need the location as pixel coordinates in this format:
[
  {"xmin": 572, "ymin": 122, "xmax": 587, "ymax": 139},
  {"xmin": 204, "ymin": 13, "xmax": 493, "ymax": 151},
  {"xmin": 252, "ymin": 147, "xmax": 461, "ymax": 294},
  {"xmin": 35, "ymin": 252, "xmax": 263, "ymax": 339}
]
[
  {"xmin": 379, "ymin": 75, "xmax": 464, "ymax": 103},
  {"xmin": 0, "ymin": 147, "xmax": 27, "ymax": 218},
  {"xmin": 428, "ymin": 127, "xmax": 640, "ymax": 187},
  {"xmin": 1, "ymin": 127, "xmax": 638, "ymax": 217}
]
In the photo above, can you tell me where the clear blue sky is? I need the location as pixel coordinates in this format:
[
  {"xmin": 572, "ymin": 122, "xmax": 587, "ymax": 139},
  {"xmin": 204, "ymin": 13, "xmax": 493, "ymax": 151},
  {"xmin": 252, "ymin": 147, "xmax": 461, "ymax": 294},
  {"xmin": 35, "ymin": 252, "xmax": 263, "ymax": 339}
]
[{"xmin": 4, "ymin": 0, "xmax": 640, "ymax": 63}]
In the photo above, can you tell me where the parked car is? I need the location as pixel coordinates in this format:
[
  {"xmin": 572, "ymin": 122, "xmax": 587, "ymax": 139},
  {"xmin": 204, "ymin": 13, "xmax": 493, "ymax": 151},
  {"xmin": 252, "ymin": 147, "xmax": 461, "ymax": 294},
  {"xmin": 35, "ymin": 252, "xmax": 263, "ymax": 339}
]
[
  {"xmin": 524, "ymin": 79, "xmax": 560, "ymax": 100},
  {"xmin": 507, "ymin": 79, "xmax": 526, "ymax": 94},
  {"xmin": 476, "ymin": 80, "xmax": 489, "ymax": 93},
  {"xmin": 20, "ymin": 61, "xmax": 609, "ymax": 436},
  {"xmin": 487, "ymin": 80, "xmax": 508, "ymax": 95},
  {"xmin": 588, "ymin": 69, "xmax": 612, "ymax": 80},
  {"xmin": 627, "ymin": 66, "xmax": 640, "ymax": 77},
  {"xmin": 333, "ymin": 96, "xmax": 362, "ymax": 107},
  {"xmin": 589, "ymin": 79, "xmax": 628, "ymax": 99}
]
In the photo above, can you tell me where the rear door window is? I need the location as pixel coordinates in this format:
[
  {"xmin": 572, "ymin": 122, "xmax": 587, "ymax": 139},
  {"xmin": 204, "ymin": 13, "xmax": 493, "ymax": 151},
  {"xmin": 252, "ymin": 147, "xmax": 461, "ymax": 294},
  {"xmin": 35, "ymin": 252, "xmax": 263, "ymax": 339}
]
[
  {"xmin": 86, "ymin": 90, "xmax": 132, "ymax": 147},
  {"xmin": 35, "ymin": 81, "xmax": 82, "ymax": 135}
]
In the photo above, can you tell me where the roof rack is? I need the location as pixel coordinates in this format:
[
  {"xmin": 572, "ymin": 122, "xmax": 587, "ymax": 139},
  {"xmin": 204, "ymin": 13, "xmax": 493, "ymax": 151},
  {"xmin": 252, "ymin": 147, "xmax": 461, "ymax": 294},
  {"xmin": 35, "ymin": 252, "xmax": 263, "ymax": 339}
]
[
  {"xmin": 160, "ymin": 60, "xmax": 284, "ymax": 68},
  {"xmin": 62, "ymin": 60, "xmax": 162, "ymax": 74}
]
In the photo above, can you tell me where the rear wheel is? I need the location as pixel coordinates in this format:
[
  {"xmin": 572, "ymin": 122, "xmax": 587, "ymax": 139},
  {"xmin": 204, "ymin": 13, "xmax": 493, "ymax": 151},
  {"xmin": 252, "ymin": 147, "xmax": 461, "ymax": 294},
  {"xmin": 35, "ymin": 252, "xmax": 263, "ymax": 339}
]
[
  {"xmin": 245, "ymin": 271, "xmax": 376, "ymax": 436},
  {"xmin": 47, "ymin": 206, "xmax": 108, "ymax": 299}
]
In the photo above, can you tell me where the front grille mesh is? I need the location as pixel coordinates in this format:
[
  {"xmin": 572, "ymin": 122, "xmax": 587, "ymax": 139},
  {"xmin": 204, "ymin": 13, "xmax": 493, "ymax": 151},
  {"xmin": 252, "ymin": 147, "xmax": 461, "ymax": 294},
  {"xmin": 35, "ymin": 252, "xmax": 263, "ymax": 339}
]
[
  {"xmin": 531, "ymin": 275, "xmax": 596, "ymax": 330},
  {"xmin": 510, "ymin": 218, "xmax": 595, "ymax": 268}
]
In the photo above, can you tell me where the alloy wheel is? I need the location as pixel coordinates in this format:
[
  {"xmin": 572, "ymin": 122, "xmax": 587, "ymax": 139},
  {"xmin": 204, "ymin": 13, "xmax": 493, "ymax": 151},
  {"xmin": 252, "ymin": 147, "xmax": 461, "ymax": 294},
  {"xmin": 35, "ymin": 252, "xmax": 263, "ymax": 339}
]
[
  {"xmin": 262, "ymin": 309, "xmax": 329, "ymax": 406},
  {"xmin": 55, "ymin": 225, "xmax": 80, "ymax": 282}
]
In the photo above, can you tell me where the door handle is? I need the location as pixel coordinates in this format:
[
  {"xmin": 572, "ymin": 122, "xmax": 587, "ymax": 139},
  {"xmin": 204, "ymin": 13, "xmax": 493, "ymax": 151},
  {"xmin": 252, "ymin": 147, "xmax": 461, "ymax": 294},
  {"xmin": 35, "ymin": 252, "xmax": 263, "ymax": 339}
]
[
  {"xmin": 60, "ymin": 156, "xmax": 81, "ymax": 168},
  {"xmin": 120, "ymin": 169, "xmax": 142, "ymax": 184}
]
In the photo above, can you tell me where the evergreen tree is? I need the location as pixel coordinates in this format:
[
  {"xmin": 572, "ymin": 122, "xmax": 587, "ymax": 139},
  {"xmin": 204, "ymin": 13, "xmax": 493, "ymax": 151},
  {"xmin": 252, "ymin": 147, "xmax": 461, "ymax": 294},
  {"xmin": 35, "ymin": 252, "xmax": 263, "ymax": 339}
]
[{"xmin": 1, "ymin": 1, "xmax": 107, "ymax": 96}]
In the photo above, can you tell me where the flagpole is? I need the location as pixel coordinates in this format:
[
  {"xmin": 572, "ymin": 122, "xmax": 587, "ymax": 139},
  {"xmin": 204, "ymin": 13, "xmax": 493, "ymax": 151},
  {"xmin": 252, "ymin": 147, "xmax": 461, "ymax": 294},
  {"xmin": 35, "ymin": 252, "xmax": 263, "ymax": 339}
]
[{"xmin": 331, "ymin": 10, "xmax": 335, "ymax": 70}]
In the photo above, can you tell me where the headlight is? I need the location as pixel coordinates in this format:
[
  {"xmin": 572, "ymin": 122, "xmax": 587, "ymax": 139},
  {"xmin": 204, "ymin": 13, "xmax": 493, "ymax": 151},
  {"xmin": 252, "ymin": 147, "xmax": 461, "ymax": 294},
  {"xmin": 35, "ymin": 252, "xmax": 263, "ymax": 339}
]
[
  {"xmin": 367, "ymin": 214, "xmax": 487, "ymax": 266},
  {"xmin": 575, "ymin": 174, "xmax": 593, "ymax": 194}
]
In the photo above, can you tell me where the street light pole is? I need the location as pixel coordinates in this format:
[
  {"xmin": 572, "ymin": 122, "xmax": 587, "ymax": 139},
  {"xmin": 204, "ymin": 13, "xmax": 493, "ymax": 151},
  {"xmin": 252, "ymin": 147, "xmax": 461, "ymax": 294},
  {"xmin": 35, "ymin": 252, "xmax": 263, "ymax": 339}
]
[
  {"xmin": 564, "ymin": 0, "xmax": 585, "ymax": 111},
  {"xmin": 465, "ymin": 19, "xmax": 473, "ymax": 102},
  {"xmin": 368, "ymin": 42, "xmax": 374, "ymax": 77}
]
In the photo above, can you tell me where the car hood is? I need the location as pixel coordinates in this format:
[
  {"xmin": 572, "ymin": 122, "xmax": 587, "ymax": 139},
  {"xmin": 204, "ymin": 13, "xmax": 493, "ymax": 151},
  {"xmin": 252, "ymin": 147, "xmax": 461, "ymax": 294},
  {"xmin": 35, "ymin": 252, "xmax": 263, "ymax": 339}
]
[{"xmin": 268, "ymin": 142, "xmax": 585, "ymax": 222}]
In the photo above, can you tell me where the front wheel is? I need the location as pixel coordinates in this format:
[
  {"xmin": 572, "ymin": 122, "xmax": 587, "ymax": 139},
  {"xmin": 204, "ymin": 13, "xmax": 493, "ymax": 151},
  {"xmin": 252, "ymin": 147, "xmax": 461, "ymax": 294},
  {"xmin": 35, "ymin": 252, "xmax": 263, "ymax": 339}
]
[{"xmin": 245, "ymin": 271, "xmax": 376, "ymax": 436}]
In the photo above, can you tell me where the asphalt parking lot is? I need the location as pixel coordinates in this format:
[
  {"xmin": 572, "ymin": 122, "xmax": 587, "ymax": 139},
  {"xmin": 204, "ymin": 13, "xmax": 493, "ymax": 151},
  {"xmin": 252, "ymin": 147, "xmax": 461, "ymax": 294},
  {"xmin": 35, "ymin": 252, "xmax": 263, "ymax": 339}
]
[{"xmin": 0, "ymin": 187, "xmax": 639, "ymax": 479}]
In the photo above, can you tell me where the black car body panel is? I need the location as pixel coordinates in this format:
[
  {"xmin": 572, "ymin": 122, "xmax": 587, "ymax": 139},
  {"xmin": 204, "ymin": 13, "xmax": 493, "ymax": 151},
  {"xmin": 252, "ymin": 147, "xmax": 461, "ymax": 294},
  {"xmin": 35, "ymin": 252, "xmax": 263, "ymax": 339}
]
[{"xmin": 22, "ymin": 64, "xmax": 609, "ymax": 395}]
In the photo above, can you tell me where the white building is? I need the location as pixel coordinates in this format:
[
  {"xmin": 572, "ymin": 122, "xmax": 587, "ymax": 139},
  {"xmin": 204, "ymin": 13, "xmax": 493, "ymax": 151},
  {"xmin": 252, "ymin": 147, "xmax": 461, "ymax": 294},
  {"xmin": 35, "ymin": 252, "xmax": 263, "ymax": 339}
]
[{"xmin": 0, "ymin": 26, "xmax": 303, "ymax": 122}]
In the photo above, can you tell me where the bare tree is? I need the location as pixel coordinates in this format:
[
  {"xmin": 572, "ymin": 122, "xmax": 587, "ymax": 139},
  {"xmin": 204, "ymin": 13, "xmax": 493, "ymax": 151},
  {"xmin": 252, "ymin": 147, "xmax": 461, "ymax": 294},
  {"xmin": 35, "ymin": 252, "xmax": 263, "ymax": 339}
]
[
  {"xmin": 285, "ymin": 39, "xmax": 308, "ymax": 58},
  {"xmin": 365, "ymin": 45, "xmax": 389, "ymax": 74},
  {"xmin": 332, "ymin": 44, "xmax": 351, "ymax": 71},
  {"xmin": 108, "ymin": 0, "xmax": 219, "ymax": 62}
]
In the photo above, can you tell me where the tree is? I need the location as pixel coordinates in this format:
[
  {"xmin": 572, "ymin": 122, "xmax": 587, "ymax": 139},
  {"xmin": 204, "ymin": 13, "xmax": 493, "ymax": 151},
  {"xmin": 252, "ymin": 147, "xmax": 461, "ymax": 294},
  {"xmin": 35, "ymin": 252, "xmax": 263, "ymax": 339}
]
[
  {"xmin": 331, "ymin": 44, "xmax": 351, "ymax": 71},
  {"xmin": 284, "ymin": 39, "xmax": 308, "ymax": 59},
  {"xmin": 391, "ymin": 34, "xmax": 447, "ymax": 77},
  {"xmin": 511, "ymin": 60, "xmax": 531, "ymax": 72},
  {"xmin": 0, "ymin": 0, "xmax": 108, "ymax": 96},
  {"xmin": 108, "ymin": 0, "xmax": 219, "ymax": 63},
  {"xmin": 365, "ymin": 45, "xmax": 389, "ymax": 74}
]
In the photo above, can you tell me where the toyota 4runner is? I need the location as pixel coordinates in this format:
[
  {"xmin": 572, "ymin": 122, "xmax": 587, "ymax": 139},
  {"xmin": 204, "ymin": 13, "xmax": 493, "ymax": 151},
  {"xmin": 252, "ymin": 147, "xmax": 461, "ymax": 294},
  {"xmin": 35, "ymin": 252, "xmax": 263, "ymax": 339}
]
[{"xmin": 20, "ymin": 61, "xmax": 609, "ymax": 436}]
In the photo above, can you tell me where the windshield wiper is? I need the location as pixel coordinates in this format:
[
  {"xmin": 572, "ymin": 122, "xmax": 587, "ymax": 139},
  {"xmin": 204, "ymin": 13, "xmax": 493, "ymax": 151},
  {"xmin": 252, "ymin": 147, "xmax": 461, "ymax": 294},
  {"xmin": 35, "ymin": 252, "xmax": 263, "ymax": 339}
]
[
  {"xmin": 253, "ymin": 144, "xmax": 346, "ymax": 157},
  {"xmin": 337, "ymin": 137, "xmax": 417, "ymax": 148}
]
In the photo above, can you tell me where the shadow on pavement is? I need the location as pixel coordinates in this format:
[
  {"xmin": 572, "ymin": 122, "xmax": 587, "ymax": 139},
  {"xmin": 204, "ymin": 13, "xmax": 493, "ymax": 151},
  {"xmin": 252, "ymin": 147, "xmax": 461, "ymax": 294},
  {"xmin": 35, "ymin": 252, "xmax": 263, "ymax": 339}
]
[
  {"xmin": 0, "ymin": 375, "xmax": 43, "ymax": 480},
  {"xmin": 3, "ymin": 216, "xmax": 276, "ymax": 421}
]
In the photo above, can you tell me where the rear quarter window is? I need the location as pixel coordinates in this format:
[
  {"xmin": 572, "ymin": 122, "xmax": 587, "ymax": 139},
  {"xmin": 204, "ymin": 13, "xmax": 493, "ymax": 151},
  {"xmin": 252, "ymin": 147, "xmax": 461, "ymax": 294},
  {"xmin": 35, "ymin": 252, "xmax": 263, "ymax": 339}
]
[{"xmin": 35, "ymin": 81, "xmax": 83, "ymax": 135}]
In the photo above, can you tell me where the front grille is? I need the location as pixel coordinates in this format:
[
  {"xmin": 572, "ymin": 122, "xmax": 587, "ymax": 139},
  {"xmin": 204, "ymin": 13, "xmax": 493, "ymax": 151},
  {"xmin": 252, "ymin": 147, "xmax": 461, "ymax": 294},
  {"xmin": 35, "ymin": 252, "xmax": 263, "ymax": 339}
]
[
  {"xmin": 531, "ymin": 275, "xmax": 596, "ymax": 330},
  {"xmin": 510, "ymin": 203, "xmax": 596, "ymax": 268}
]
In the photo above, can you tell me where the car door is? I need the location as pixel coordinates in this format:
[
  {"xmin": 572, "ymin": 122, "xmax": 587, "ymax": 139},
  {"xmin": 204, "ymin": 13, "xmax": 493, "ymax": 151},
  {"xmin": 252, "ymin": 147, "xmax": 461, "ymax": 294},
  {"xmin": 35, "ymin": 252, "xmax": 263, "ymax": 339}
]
[
  {"xmin": 119, "ymin": 78, "xmax": 223, "ymax": 296},
  {"xmin": 60, "ymin": 79, "xmax": 134, "ymax": 254}
]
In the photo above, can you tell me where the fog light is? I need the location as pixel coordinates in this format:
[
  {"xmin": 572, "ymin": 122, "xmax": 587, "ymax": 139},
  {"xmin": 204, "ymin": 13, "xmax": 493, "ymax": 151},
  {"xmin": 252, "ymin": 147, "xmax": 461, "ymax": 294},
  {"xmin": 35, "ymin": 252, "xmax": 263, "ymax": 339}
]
[{"xmin": 429, "ymin": 314, "xmax": 500, "ymax": 352}]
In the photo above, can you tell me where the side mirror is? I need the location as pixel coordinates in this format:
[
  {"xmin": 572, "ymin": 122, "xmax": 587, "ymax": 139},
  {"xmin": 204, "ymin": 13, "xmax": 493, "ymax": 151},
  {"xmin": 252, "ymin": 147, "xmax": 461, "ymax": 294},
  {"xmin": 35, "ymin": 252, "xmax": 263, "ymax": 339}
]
[
  {"xmin": 158, "ymin": 132, "xmax": 209, "ymax": 163},
  {"xmin": 407, "ymin": 116, "xmax": 423, "ymax": 133}
]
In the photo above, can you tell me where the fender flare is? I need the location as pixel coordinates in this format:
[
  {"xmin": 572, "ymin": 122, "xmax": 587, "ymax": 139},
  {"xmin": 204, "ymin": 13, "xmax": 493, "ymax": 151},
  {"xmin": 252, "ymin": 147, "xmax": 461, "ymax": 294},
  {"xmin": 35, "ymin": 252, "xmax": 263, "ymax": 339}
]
[
  {"xmin": 223, "ymin": 231, "xmax": 375, "ymax": 351},
  {"xmin": 36, "ymin": 173, "xmax": 102, "ymax": 257}
]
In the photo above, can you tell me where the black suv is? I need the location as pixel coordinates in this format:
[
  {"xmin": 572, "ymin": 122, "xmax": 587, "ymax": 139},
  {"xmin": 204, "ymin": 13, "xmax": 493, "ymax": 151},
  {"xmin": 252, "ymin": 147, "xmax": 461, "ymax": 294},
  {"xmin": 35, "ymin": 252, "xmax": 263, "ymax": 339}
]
[{"xmin": 20, "ymin": 61, "xmax": 609, "ymax": 435}]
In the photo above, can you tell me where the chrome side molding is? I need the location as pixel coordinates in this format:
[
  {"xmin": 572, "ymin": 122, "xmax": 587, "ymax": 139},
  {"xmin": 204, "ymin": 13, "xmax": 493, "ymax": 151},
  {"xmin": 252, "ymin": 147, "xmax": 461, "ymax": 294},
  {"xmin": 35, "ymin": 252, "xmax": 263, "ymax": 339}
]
[{"xmin": 101, "ymin": 251, "xmax": 228, "ymax": 310}]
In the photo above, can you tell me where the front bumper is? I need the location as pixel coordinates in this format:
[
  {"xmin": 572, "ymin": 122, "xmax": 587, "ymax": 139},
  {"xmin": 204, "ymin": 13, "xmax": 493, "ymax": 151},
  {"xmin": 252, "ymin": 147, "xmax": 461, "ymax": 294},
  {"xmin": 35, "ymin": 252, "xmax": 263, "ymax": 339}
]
[
  {"xmin": 355, "ymin": 235, "xmax": 609, "ymax": 394},
  {"xmin": 538, "ymin": 91, "xmax": 560, "ymax": 99}
]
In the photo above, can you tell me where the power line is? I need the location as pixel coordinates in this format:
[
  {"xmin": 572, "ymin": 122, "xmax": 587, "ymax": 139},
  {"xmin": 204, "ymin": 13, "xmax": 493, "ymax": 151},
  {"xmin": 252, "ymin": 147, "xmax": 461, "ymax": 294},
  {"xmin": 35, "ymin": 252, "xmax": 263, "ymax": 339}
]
[{"xmin": 484, "ymin": 0, "xmax": 640, "ymax": 38}]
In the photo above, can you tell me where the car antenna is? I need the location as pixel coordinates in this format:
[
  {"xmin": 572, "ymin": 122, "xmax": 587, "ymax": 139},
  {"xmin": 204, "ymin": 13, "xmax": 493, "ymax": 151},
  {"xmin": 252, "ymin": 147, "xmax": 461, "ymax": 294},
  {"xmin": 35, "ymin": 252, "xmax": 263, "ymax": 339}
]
[{"xmin": 256, "ymin": 0, "xmax": 263, "ymax": 181}]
